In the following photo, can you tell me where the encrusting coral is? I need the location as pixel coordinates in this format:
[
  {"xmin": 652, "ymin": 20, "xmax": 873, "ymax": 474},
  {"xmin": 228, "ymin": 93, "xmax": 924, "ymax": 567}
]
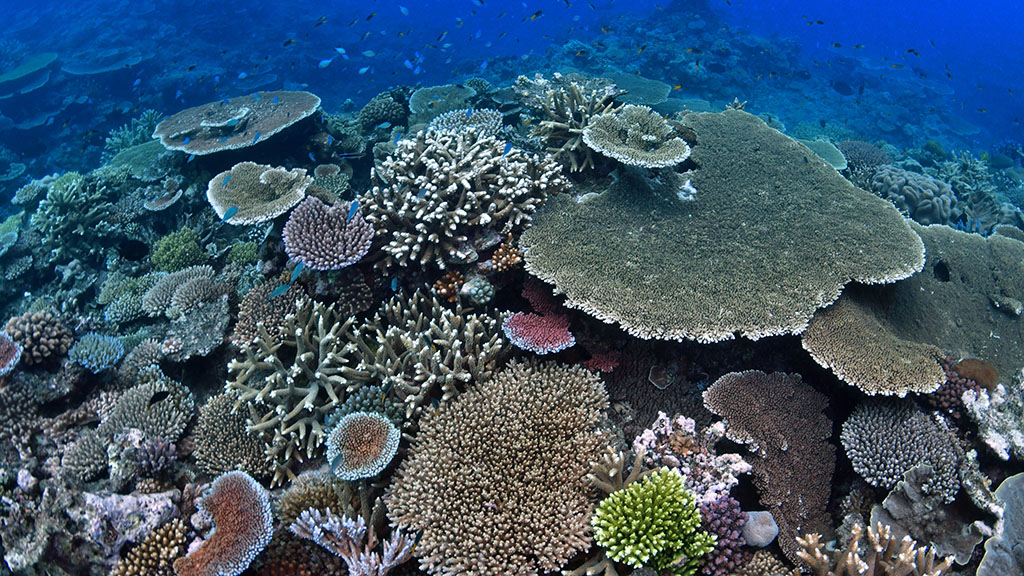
[
  {"xmin": 362, "ymin": 127, "xmax": 568, "ymax": 272},
  {"xmin": 386, "ymin": 361, "xmax": 608, "ymax": 576},
  {"xmin": 522, "ymin": 110, "xmax": 924, "ymax": 343},
  {"xmin": 582, "ymin": 104, "xmax": 692, "ymax": 168}
]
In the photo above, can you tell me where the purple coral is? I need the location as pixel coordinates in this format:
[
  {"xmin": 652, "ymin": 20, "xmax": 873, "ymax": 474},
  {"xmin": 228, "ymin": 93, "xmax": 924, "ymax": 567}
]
[
  {"xmin": 0, "ymin": 331, "xmax": 23, "ymax": 376},
  {"xmin": 699, "ymin": 496, "xmax": 747, "ymax": 576},
  {"xmin": 283, "ymin": 197, "xmax": 373, "ymax": 270},
  {"xmin": 290, "ymin": 507, "xmax": 415, "ymax": 576}
]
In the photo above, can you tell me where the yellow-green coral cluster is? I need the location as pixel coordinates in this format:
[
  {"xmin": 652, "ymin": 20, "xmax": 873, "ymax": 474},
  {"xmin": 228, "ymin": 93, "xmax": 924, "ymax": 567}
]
[
  {"xmin": 151, "ymin": 227, "xmax": 206, "ymax": 272},
  {"xmin": 592, "ymin": 467, "xmax": 715, "ymax": 575}
]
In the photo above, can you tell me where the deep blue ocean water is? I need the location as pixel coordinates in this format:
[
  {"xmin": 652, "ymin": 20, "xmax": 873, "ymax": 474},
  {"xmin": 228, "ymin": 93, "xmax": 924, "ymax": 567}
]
[{"xmin": 0, "ymin": 0, "xmax": 1020, "ymax": 194}]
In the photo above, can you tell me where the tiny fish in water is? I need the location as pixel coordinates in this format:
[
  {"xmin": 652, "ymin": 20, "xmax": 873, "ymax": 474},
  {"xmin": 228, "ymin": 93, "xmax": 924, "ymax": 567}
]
[
  {"xmin": 362, "ymin": 50, "xmax": 376, "ymax": 57},
  {"xmin": 283, "ymin": 38, "xmax": 296, "ymax": 47},
  {"xmin": 186, "ymin": 64, "xmax": 197, "ymax": 71},
  {"xmin": 905, "ymin": 48, "xmax": 920, "ymax": 57},
  {"xmin": 399, "ymin": 5, "xmax": 409, "ymax": 15},
  {"xmin": 393, "ymin": 132, "xmax": 403, "ymax": 145},
  {"xmin": 308, "ymin": 152, "xmax": 316, "ymax": 162},
  {"xmin": 503, "ymin": 142, "xmax": 513, "ymax": 156},
  {"xmin": 221, "ymin": 206, "xmax": 239, "ymax": 222},
  {"xmin": 523, "ymin": 10, "xmax": 543, "ymax": 22},
  {"xmin": 853, "ymin": 44, "xmax": 865, "ymax": 49},
  {"xmin": 183, "ymin": 136, "xmax": 190, "ymax": 144},
  {"xmin": 391, "ymin": 277, "xmax": 399, "ymax": 291},
  {"xmin": 831, "ymin": 42, "xmax": 841, "ymax": 48},
  {"xmin": 291, "ymin": 262, "xmax": 305, "ymax": 283},
  {"xmin": 347, "ymin": 201, "xmax": 359, "ymax": 221},
  {"xmin": 252, "ymin": 131, "xmax": 261, "ymax": 143},
  {"xmin": 465, "ymin": 108, "xmax": 473, "ymax": 118},
  {"xmin": 315, "ymin": 15, "xmax": 327, "ymax": 27},
  {"xmin": 366, "ymin": 11, "xmax": 377, "ymax": 21},
  {"xmin": 187, "ymin": 153, "xmax": 196, "ymax": 163},
  {"xmin": 223, "ymin": 174, "xmax": 232, "ymax": 187},
  {"xmin": 327, "ymin": 134, "xmax": 334, "ymax": 146},
  {"xmin": 803, "ymin": 156, "xmax": 809, "ymax": 165},
  {"xmin": 318, "ymin": 57, "xmax": 334, "ymax": 68},
  {"xmin": 358, "ymin": 66, "xmax": 372, "ymax": 74},
  {"xmin": 268, "ymin": 284, "xmax": 291, "ymax": 299},
  {"xmin": 252, "ymin": 93, "xmax": 262, "ymax": 101}
]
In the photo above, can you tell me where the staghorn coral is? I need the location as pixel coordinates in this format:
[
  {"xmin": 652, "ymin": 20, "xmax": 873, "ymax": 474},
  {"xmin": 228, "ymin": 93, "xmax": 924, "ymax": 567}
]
[
  {"xmin": 151, "ymin": 226, "xmax": 206, "ymax": 272},
  {"xmin": 531, "ymin": 80, "xmax": 621, "ymax": 172},
  {"xmin": 173, "ymin": 471, "xmax": 274, "ymax": 576},
  {"xmin": 193, "ymin": 393, "xmax": 273, "ymax": 479},
  {"xmin": 582, "ymin": 104, "xmax": 692, "ymax": 168},
  {"xmin": 69, "ymin": 332, "xmax": 125, "ymax": 373},
  {"xmin": 226, "ymin": 299, "xmax": 355, "ymax": 486},
  {"xmin": 840, "ymin": 401, "xmax": 961, "ymax": 501},
  {"xmin": 522, "ymin": 110, "xmax": 924, "ymax": 343},
  {"xmin": 324, "ymin": 411, "xmax": 401, "ymax": 481},
  {"xmin": 363, "ymin": 128, "xmax": 568, "ymax": 272},
  {"xmin": 206, "ymin": 161, "xmax": 311, "ymax": 225},
  {"xmin": 153, "ymin": 90, "xmax": 320, "ymax": 154},
  {"xmin": 869, "ymin": 165, "xmax": 964, "ymax": 226},
  {"xmin": 4, "ymin": 310, "xmax": 73, "ymax": 366},
  {"xmin": 703, "ymin": 370, "xmax": 834, "ymax": 564},
  {"xmin": 29, "ymin": 170, "xmax": 118, "ymax": 264},
  {"xmin": 283, "ymin": 197, "xmax": 374, "ymax": 270},
  {"xmin": 796, "ymin": 521, "xmax": 953, "ymax": 576},
  {"xmin": 801, "ymin": 296, "xmax": 946, "ymax": 396},
  {"xmin": 428, "ymin": 108, "xmax": 504, "ymax": 135},
  {"xmin": 290, "ymin": 508, "xmax": 416, "ymax": 576},
  {"xmin": 386, "ymin": 361, "xmax": 608, "ymax": 576},
  {"xmin": 339, "ymin": 289, "xmax": 506, "ymax": 421},
  {"xmin": 61, "ymin": 428, "xmax": 109, "ymax": 482},
  {"xmin": 593, "ymin": 467, "xmax": 716, "ymax": 576}
]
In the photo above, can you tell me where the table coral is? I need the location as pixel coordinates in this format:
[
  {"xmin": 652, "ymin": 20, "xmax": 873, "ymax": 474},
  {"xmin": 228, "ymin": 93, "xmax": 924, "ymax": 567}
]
[
  {"xmin": 206, "ymin": 161, "xmax": 311, "ymax": 225},
  {"xmin": 582, "ymin": 104, "xmax": 692, "ymax": 168}
]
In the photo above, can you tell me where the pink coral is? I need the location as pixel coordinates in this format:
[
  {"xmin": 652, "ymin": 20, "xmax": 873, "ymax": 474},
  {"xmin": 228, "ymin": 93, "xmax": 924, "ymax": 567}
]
[
  {"xmin": 283, "ymin": 197, "xmax": 373, "ymax": 270},
  {"xmin": 502, "ymin": 312, "xmax": 575, "ymax": 355},
  {"xmin": 0, "ymin": 331, "xmax": 22, "ymax": 376},
  {"xmin": 173, "ymin": 471, "xmax": 273, "ymax": 576}
]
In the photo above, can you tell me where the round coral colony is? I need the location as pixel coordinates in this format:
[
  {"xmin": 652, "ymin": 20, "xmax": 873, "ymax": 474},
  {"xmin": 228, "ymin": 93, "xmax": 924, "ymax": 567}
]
[{"xmin": 325, "ymin": 411, "xmax": 401, "ymax": 481}]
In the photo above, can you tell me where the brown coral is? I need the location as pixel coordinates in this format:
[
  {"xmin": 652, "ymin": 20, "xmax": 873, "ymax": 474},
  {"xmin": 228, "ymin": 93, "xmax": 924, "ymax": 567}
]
[
  {"xmin": 432, "ymin": 271, "xmax": 464, "ymax": 302},
  {"xmin": 193, "ymin": 393, "xmax": 273, "ymax": 479},
  {"xmin": 4, "ymin": 310, "xmax": 73, "ymax": 366},
  {"xmin": 110, "ymin": 518, "xmax": 187, "ymax": 576},
  {"xmin": 796, "ymin": 521, "xmax": 953, "ymax": 576},
  {"xmin": 386, "ymin": 361, "xmax": 608, "ymax": 576}
]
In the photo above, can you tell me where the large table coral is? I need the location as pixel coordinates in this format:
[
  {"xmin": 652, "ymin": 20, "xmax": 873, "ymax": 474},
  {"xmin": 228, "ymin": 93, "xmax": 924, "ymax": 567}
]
[{"xmin": 522, "ymin": 110, "xmax": 924, "ymax": 342}]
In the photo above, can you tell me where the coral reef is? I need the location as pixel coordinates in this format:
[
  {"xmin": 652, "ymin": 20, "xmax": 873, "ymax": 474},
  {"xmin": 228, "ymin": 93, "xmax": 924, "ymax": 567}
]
[
  {"xmin": 151, "ymin": 226, "xmax": 206, "ymax": 272},
  {"xmin": 324, "ymin": 411, "xmax": 401, "ymax": 481},
  {"xmin": 0, "ymin": 331, "xmax": 22, "ymax": 376},
  {"xmin": 523, "ymin": 111, "xmax": 923, "ymax": 342},
  {"xmin": 796, "ymin": 521, "xmax": 953, "ymax": 576},
  {"xmin": 962, "ymin": 374, "xmax": 1024, "ymax": 460},
  {"xmin": 592, "ymin": 467, "xmax": 716, "ymax": 575},
  {"xmin": 206, "ymin": 161, "xmax": 312, "ymax": 225},
  {"xmin": 153, "ymin": 90, "xmax": 321, "ymax": 154},
  {"xmin": 703, "ymin": 370, "xmax": 834, "ymax": 564},
  {"xmin": 840, "ymin": 401, "xmax": 961, "ymax": 501},
  {"xmin": 869, "ymin": 165, "xmax": 964, "ymax": 226},
  {"xmin": 290, "ymin": 508, "xmax": 415, "ymax": 576},
  {"xmin": 110, "ymin": 517, "xmax": 187, "ymax": 576},
  {"xmin": 193, "ymin": 393, "xmax": 274, "ymax": 479},
  {"xmin": 428, "ymin": 108, "xmax": 504, "ymax": 135},
  {"xmin": 282, "ymin": 197, "xmax": 373, "ymax": 270},
  {"xmin": 386, "ymin": 361, "xmax": 608, "ymax": 576},
  {"xmin": 69, "ymin": 332, "xmax": 125, "ymax": 373},
  {"xmin": 502, "ymin": 311, "xmax": 575, "ymax": 354},
  {"xmin": 699, "ymin": 496, "xmax": 747, "ymax": 576},
  {"xmin": 530, "ymin": 79, "xmax": 621, "ymax": 172},
  {"xmin": 583, "ymin": 104, "xmax": 692, "ymax": 168},
  {"xmin": 363, "ymin": 127, "xmax": 568, "ymax": 271},
  {"xmin": 801, "ymin": 295, "xmax": 946, "ymax": 396},
  {"xmin": 173, "ymin": 471, "xmax": 274, "ymax": 576},
  {"xmin": 978, "ymin": 473, "xmax": 1024, "ymax": 576}
]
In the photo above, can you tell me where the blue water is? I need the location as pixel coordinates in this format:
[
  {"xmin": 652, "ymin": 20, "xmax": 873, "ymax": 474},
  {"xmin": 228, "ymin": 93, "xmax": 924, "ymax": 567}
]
[{"xmin": 0, "ymin": 0, "xmax": 1020, "ymax": 187}]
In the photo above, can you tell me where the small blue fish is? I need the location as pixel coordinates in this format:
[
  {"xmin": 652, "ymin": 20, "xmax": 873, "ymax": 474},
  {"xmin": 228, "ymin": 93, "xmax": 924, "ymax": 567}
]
[
  {"xmin": 272, "ymin": 96, "xmax": 279, "ymax": 104},
  {"xmin": 399, "ymin": 5, "xmax": 409, "ymax": 15},
  {"xmin": 393, "ymin": 132, "xmax": 403, "ymax": 145},
  {"xmin": 267, "ymin": 284, "xmax": 291, "ymax": 299},
  {"xmin": 503, "ymin": 142, "xmax": 513, "ymax": 156},
  {"xmin": 308, "ymin": 152, "xmax": 316, "ymax": 162},
  {"xmin": 238, "ymin": 72, "xmax": 248, "ymax": 79},
  {"xmin": 220, "ymin": 206, "xmax": 239, "ymax": 222},
  {"xmin": 479, "ymin": 59, "xmax": 487, "ymax": 71},
  {"xmin": 327, "ymin": 135, "xmax": 333, "ymax": 146},
  {"xmin": 183, "ymin": 136, "xmax": 190, "ymax": 144},
  {"xmin": 221, "ymin": 98, "xmax": 230, "ymax": 105},
  {"xmin": 219, "ymin": 136, "xmax": 228, "ymax": 143},
  {"xmin": 175, "ymin": 89, "xmax": 183, "ymax": 100},
  {"xmin": 290, "ymin": 262, "xmax": 305, "ymax": 283},
  {"xmin": 252, "ymin": 131, "xmax": 261, "ymax": 143},
  {"xmin": 252, "ymin": 93, "xmax": 261, "ymax": 102},
  {"xmin": 390, "ymin": 277, "xmax": 399, "ymax": 291},
  {"xmin": 318, "ymin": 57, "xmax": 335, "ymax": 69},
  {"xmin": 431, "ymin": 398, "xmax": 440, "ymax": 414},
  {"xmin": 465, "ymin": 108, "xmax": 473, "ymax": 119},
  {"xmin": 223, "ymin": 174, "xmax": 232, "ymax": 186},
  {"xmin": 224, "ymin": 118, "xmax": 240, "ymax": 127},
  {"xmin": 187, "ymin": 153, "xmax": 196, "ymax": 163},
  {"xmin": 378, "ymin": 121, "xmax": 392, "ymax": 129},
  {"xmin": 347, "ymin": 200, "xmax": 359, "ymax": 221},
  {"xmin": 358, "ymin": 66, "xmax": 371, "ymax": 75}
]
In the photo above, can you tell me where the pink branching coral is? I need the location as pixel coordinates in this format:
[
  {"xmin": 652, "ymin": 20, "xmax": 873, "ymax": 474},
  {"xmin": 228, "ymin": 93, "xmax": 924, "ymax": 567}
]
[
  {"xmin": 173, "ymin": 471, "xmax": 273, "ymax": 576},
  {"xmin": 633, "ymin": 411, "xmax": 751, "ymax": 505},
  {"xmin": 699, "ymin": 496, "xmax": 747, "ymax": 576},
  {"xmin": 290, "ymin": 508, "xmax": 415, "ymax": 576},
  {"xmin": 283, "ymin": 197, "xmax": 374, "ymax": 270}
]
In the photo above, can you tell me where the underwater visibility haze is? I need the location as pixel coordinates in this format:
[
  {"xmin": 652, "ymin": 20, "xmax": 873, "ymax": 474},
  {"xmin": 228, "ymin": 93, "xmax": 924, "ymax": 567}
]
[{"xmin": 0, "ymin": 0, "xmax": 1022, "ymax": 575}]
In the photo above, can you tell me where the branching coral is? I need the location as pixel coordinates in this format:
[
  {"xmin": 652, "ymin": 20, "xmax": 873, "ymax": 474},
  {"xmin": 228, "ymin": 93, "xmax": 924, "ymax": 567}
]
[
  {"xmin": 796, "ymin": 522, "xmax": 953, "ymax": 576},
  {"xmin": 531, "ymin": 81, "xmax": 621, "ymax": 172},
  {"xmin": 386, "ymin": 361, "xmax": 608, "ymax": 576},
  {"xmin": 362, "ymin": 128, "xmax": 568, "ymax": 271},
  {"xmin": 592, "ymin": 467, "xmax": 716, "ymax": 575},
  {"xmin": 226, "ymin": 299, "xmax": 355, "ymax": 486},
  {"xmin": 339, "ymin": 289, "xmax": 506, "ymax": 421},
  {"xmin": 428, "ymin": 108, "xmax": 503, "ymax": 135},
  {"xmin": 583, "ymin": 104, "xmax": 691, "ymax": 168},
  {"xmin": 283, "ymin": 197, "xmax": 373, "ymax": 270},
  {"xmin": 290, "ymin": 508, "xmax": 415, "ymax": 576},
  {"xmin": 193, "ymin": 393, "xmax": 273, "ymax": 479}
]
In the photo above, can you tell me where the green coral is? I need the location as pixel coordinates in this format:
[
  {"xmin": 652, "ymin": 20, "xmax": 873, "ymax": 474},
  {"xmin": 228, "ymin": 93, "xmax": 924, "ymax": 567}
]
[
  {"xmin": 151, "ymin": 227, "xmax": 206, "ymax": 272},
  {"xmin": 102, "ymin": 109, "xmax": 163, "ymax": 162},
  {"xmin": 592, "ymin": 467, "xmax": 715, "ymax": 575},
  {"xmin": 225, "ymin": 241, "xmax": 259, "ymax": 265}
]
